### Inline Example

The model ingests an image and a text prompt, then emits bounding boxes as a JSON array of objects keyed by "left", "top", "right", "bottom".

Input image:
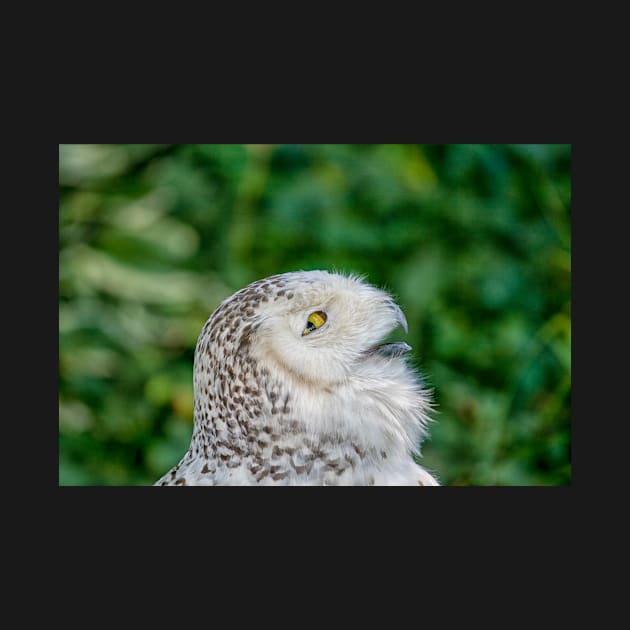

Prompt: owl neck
[{"left": 186, "top": 348, "right": 430, "bottom": 479}]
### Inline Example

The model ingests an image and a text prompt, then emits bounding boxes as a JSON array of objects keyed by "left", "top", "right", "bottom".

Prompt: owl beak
[
  {"left": 369, "top": 341, "right": 412, "bottom": 358},
  {"left": 387, "top": 299, "right": 408, "bottom": 334},
  {"left": 363, "top": 300, "right": 411, "bottom": 359}
]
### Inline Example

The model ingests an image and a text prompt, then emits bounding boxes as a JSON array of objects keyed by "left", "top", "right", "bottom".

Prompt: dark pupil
[{"left": 306, "top": 321, "right": 316, "bottom": 332}]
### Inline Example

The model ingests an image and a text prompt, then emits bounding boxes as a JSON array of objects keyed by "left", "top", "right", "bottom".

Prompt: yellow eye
[{"left": 302, "top": 311, "right": 327, "bottom": 336}]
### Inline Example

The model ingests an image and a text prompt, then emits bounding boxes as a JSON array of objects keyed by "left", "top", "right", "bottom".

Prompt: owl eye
[{"left": 302, "top": 311, "right": 327, "bottom": 336}]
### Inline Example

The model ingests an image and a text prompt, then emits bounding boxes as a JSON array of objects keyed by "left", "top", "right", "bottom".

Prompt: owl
[{"left": 155, "top": 270, "right": 439, "bottom": 486}]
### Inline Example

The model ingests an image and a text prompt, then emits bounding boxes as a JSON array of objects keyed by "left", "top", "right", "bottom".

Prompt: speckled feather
[{"left": 154, "top": 270, "right": 439, "bottom": 486}]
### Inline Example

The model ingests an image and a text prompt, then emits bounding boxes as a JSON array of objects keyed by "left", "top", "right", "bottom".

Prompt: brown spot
[
  {"left": 256, "top": 468, "right": 270, "bottom": 481},
  {"left": 271, "top": 471, "right": 289, "bottom": 481},
  {"left": 262, "top": 426, "right": 273, "bottom": 434},
  {"left": 381, "top": 451, "right": 388, "bottom": 459},
  {"left": 352, "top": 443, "right": 366, "bottom": 458},
  {"left": 293, "top": 462, "right": 313, "bottom": 475},
  {"left": 272, "top": 445, "right": 283, "bottom": 458},
  {"left": 175, "top": 478, "right": 187, "bottom": 485},
  {"left": 201, "top": 463, "right": 210, "bottom": 474}
]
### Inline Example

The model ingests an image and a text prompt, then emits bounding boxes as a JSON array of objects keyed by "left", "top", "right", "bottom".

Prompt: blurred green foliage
[{"left": 59, "top": 144, "right": 571, "bottom": 485}]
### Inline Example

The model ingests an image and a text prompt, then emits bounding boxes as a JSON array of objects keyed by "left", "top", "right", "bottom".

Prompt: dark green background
[{"left": 59, "top": 144, "right": 571, "bottom": 485}]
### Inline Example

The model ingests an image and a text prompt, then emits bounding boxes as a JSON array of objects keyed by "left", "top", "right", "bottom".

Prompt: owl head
[{"left": 203, "top": 270, "right": 411, "bottom": 388}]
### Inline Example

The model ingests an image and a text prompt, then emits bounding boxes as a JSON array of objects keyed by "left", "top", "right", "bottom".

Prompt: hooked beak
[
  {"left": 388, "top": 299, "right": 408, "bottom": 334},
  {"left": 363, "top": 299, "right": 412, "bottom": 359}
]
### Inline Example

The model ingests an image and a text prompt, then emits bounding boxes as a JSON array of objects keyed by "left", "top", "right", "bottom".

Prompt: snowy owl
[{"left": 155, "top": 270, "right": 439, "bottom": 486}]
